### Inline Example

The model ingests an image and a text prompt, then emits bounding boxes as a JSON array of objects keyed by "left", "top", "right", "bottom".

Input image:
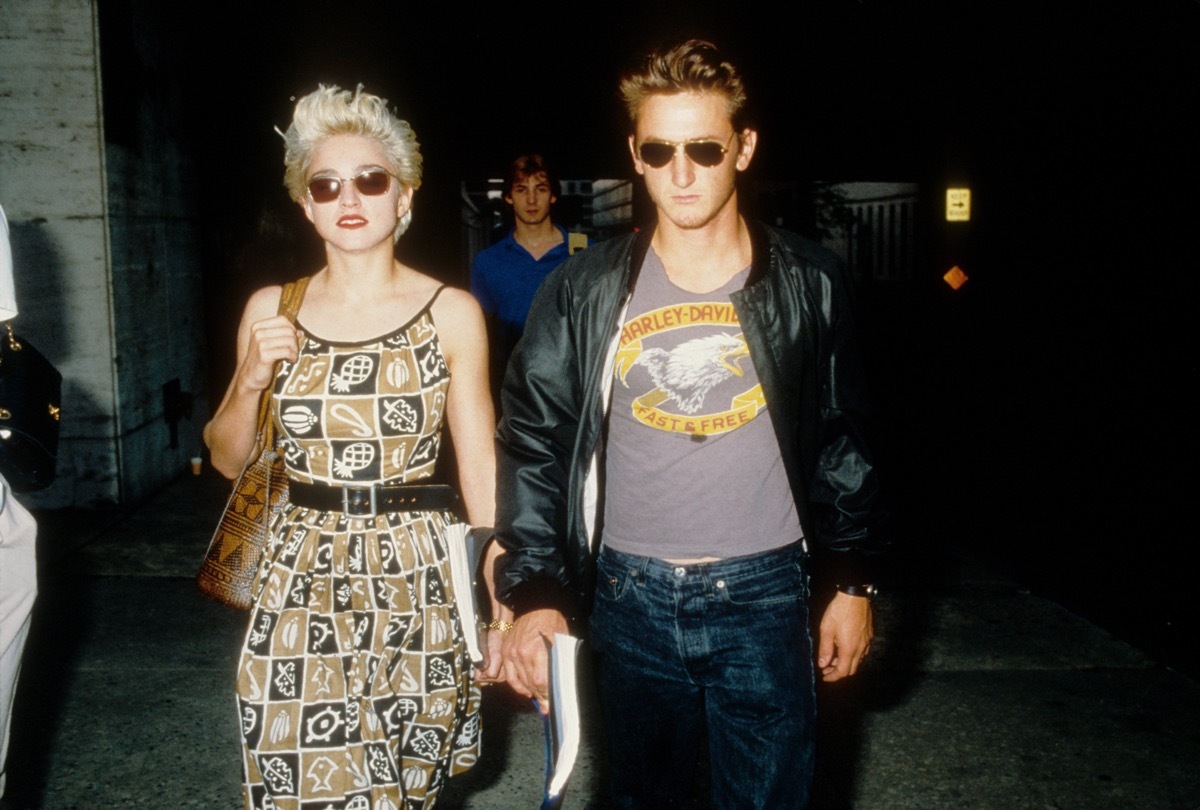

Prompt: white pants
[{"left": 0, "top": 477, "right": 36, "bottom": 798}]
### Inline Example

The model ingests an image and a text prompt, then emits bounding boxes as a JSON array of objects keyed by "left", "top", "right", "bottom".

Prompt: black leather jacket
[{"left": 495, "top": 222, "right": 885, "bottom": 617}]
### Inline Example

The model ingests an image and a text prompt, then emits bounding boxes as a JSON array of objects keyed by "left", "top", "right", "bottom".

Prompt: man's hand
[
  {"left": 817, "top": 591, "right": 874, "bottom": 682},
  {"left": 500, "top": 608, "right": 569, "bottom": 714}
]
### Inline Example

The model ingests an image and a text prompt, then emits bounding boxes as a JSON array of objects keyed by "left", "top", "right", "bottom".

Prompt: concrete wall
[{"left": 0, "top": 0, "right": 207, "bottom": 507}]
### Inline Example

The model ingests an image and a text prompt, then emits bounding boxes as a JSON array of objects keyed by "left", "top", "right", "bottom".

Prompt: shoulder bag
[{"left": 197, "top": 277, "right": 309, "bottom": 609}]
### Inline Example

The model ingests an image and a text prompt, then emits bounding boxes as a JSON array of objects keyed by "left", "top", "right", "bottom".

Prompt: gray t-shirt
[{"left": 602, "top": 249, "right": 802, "bottom": 560}]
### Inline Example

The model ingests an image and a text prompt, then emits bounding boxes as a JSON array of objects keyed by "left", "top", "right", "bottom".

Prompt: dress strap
[
  {"left": 410, "top": 284, "right": 447, "bottom": 327},
  {"left": 424, "top": 284, "right": 447, "bottom": 310}
]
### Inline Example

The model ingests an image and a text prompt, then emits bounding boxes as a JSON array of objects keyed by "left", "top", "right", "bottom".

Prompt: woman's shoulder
[
  {"left": 420, "top": 280, "right": 484, "bottom": 356},
  {"left": 243, "top": 284, "right": 284, "bottom": 322},
  {"left": 429, "top": 283, "right": 480, "bottom": 312},
  {"left": 397, "top": 266, "right": 476, "bottom": 317},
  {"left": 428, "top": 283, "right": 485, "bottom": 335}
]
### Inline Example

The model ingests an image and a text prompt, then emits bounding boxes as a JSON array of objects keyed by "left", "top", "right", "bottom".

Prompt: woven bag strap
[
  {"left": 278, "top": 275, "right": 310, "bottom": 322},
  {"left": 255, "top": 276, "right": 312, "bottom": 446}
]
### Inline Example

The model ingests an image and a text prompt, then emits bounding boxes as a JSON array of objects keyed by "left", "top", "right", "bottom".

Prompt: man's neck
[
  {"left": 513, "top": 219, "right": 563, "bottom": 260},
  {"left": 651, "top": 211, "right": 752, "bottom": 294}
]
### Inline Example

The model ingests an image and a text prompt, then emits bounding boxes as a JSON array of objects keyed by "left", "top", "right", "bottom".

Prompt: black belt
[{"left": 289, "top": 480, "right": 460, "bottom": 518}]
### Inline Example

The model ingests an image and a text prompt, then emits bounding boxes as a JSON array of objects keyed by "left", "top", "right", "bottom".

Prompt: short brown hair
[
  {"left": 505, "top": 154, "right": 560, "bottom": 198},
  {"left": 619, "top": 39, "right": 748, "bottom": 130}
]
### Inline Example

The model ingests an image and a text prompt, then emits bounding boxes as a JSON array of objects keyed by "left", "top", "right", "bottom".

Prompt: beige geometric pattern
[
  {"left": 273, "top": 295, "right": 450, "bottom": 487},
  {"left": 238, "top": 291, "right": 480, "bottom": 809}
]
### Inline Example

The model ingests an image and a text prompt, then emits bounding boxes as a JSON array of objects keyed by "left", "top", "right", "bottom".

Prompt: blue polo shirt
[{"left": 470, "top": 226, "right": 572, "bottom": 332}]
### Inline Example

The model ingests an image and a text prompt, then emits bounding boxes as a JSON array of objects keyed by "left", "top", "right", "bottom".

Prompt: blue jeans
[{"left": 589, "top": 543, "right": 815, "bottom": 809}]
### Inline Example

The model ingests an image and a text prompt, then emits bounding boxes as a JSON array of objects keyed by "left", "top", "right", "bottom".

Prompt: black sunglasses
[
  {"left": 307, "top": 169, "right": 396, "bottom": 203},
  {"left": 638, "top": 132, "right": 737, "bottom": 169}
]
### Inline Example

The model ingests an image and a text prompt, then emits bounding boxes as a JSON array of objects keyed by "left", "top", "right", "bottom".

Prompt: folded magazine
[
  {"left": 442, "top": 523, "right": 492, "bottom": 667},
  {"left": 541, "top": 632, "right": 583, "bottom": 809}
]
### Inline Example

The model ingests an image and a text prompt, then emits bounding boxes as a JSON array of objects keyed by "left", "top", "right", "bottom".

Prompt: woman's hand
[
  {"left": 474, "top": 624, "right": 509, "bottom": 685},
  {"left": 238, "top": 315, "right": 302, "bottom": 394},
  {"left": 474, "top": 539, "right": 511, "bottom": 685},
  {"left": 205, "top": 286, "right": 296, "bottom": 478}
]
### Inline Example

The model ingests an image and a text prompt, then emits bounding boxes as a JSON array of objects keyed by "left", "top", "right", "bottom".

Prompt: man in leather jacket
[{"left": 494, "top": 39, "right": 886, "bottom": 808}]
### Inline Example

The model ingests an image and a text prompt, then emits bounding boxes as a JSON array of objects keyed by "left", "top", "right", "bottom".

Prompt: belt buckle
[{"left": 342, "top": 485, "right": 378, "bottom": 518}]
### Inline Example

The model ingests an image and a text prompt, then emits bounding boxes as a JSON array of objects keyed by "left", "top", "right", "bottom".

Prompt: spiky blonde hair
[{"left": 281, "top": 84, "right": 422, "bottom": 238}]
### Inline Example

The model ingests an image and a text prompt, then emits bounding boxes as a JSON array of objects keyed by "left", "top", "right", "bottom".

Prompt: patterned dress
[{"left": 236, "top": 288, "right": 480, "bottom": 810}]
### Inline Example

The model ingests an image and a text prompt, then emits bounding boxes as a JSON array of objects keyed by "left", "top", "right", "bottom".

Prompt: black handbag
[{"left": 0, "top": 321, "right": 63, "bottom": 491}]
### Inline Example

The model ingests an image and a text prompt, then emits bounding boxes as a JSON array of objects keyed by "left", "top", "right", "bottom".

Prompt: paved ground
[{"left": 3, "top": 471, "right": 1199, "bottom": 808}]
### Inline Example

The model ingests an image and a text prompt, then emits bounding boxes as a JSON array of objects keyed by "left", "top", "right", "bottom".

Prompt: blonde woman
[{"left": 205, "top": 85, "right": 508, "bottom": 809}]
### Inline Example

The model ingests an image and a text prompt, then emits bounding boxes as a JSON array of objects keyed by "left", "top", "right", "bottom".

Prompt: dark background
[{"left": 99, "top": 1, "right": 1197, "bottom": 673}]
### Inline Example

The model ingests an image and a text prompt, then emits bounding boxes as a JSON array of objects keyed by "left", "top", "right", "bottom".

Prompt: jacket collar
[{"left": 746, "top": 220, "right": 773, "bottom": 288}]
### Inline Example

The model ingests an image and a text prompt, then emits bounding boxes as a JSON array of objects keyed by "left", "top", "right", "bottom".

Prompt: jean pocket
[
  {"left": 595, "top": 552, "right": 637, "bottom": 603},
  {"left": 716, "top": 559, "right": 806, "bottom": 608}
]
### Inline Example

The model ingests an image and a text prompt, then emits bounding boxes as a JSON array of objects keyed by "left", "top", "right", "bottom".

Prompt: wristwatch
[{"left": 835, "top": 583, "right": 878, "bottom": 600}]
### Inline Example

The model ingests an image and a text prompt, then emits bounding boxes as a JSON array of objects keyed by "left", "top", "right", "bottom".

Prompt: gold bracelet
[{"left": 486, "top": 619, "right": 515, "bottom": 633}]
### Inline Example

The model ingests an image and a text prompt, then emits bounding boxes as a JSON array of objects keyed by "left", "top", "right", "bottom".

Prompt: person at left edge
[
  {"left": 204, "top": 85, "right": 511, "bottom": 810},
  {"left": 0, "top": 202, "right": 38, "bottom": 802}
]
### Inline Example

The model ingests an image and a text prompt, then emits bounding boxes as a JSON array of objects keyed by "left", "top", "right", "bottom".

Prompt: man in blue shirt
[{"left": 471, "top": 155, "right": 574, "bottom": 399}]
